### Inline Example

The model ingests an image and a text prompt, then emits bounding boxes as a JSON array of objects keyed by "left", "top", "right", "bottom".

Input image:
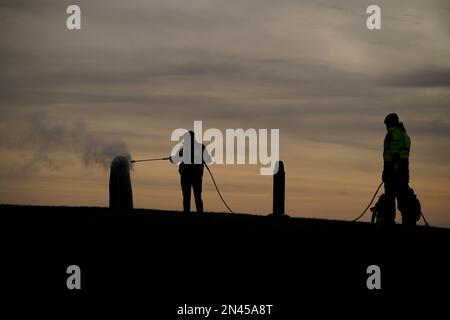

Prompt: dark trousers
[
  {"left": 181, "top": 173, "right": 203, "bottom": 213},
  {"left": 383, "top": 160, "right": 411, "bottom": 224}
]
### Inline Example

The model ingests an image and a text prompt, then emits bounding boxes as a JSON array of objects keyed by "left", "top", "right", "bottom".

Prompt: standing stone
[
  {"left": 273, "top": 161, "right": 285, "bottom": 215},
  {"left": 109, "top": 156, "right": 133, "bottom": 209}
]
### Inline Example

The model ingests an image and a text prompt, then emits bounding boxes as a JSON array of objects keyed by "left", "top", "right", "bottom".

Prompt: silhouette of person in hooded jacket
[
  {"left": 171, "top": 131, "right": 211, "bottom": 213},
  {"left": 382, "top": 113, "right": 420, "bottom": 225}
]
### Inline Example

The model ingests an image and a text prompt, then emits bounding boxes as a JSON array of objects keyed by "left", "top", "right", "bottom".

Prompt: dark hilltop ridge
[{"left": 3, "top": 204, "right": 450, "bottom": 313}]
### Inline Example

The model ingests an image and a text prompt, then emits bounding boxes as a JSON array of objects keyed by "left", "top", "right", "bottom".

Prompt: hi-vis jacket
[{"left": 383, "top": 125, "right": 411, "bottom": 164}]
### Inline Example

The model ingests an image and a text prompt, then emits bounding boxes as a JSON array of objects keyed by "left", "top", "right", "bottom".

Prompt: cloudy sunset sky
[{"left": 1, "top": 0, "right": 449, "bottom": 226}]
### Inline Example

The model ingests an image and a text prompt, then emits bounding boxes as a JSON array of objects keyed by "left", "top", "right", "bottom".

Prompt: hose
[
  {"left": 205, "top": 164, "right": 234, "bottom": 214},
  {"left": 132, "top": 156, "right": 234, "bottom": 214},
  {"left": 421, "top": 212, "right": 430, "bottom": 227},
  {"left": 353, "top": 181, "right": 430, "bottom": 226},
  {"left": 353, "top": 181, "right": 384, "bottom": 222}
]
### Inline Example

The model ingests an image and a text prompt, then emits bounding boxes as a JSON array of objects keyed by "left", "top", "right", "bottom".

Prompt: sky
[{"left": 0, "top": 0, "right": 449, "bottom": 227}]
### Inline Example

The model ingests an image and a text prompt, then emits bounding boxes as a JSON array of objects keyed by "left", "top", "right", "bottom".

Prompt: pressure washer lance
[
  {"left": 131, "top": 157, "right": 170, "bottom": 163},
  {"left": 130, "top": 157, "right": 235, "bottom": 214},
  {"left": 353, "top": 181, "right": 429, "bottom": 226}
]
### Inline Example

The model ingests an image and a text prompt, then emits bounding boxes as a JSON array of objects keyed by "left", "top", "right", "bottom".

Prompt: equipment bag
[{"left": 400, "top": 187, "right": 422, "bottom": 222}]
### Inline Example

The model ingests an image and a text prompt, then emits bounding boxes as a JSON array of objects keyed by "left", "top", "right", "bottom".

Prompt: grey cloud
[
  {"left": 0, "top": 0, "right": 60, "bottom": 13},
  {"left": 383, "top": 69, "right": 450, "bottom": 87},
  {"left": 410, "top": 120, "right": 450, "bottom": 136},
  {"left": 0, "top": 59, "right": 244, "bottom": 88},
  {"left": 0, "top": 90, "right": 151, "bottom": 106}
]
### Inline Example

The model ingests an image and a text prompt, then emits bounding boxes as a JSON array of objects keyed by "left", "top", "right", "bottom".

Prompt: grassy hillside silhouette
[{"left": 3, "top": 204, "right": 449, "bottom": 315}]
